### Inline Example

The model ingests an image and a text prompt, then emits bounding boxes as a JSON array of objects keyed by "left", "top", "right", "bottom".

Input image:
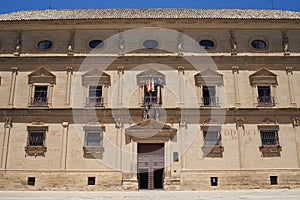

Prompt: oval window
[
  {"left": 38, "top": 40, "right": 53, "bottom": 50},
  {"left": 89, "top": 40, "right": 104, "bottom": 49},
  {"left": 251, "top": 40, "right": 267, "bottom": 49},
  {"left": 199, "top": 40, "right": 215, "bottom": 49},
  {"left": 143, "top": 40, "right": 159, "bottom": 49}
]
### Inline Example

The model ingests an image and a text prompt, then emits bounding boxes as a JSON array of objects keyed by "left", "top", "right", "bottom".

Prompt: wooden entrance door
[{"left": 138, "top": 143, "right": 164, "bottom": 190}]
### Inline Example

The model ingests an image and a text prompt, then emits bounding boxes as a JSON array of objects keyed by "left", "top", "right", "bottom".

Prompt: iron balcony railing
[
  {"left": 144, "top": 96, "right": 161, "bottom": 106},
  {"left": 30, "top": 97, "right": 48, "bottom": 106},
  {"left": 257, "top": 96, "right": 275, "bottom": 107},
  {"left": 86, "top": 96, "right": 104, "bottom": 107},
  {"left": 202, "top": 96, "right": 219, "bottom": 107}
]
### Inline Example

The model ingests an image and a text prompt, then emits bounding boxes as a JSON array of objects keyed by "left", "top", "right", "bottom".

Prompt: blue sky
[{"left": 0, "top": 0, "right": 300, "bottom": 14}]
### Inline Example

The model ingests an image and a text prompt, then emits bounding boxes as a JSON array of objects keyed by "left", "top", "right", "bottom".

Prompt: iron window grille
[
  {"left": 260, "top": 130, "right": 279, "bottom": 146},
  {"left": 27, "top": 130, "right": 46, "bottom": 146},
  {"left": 203, "top": 131, "right": 221, "bottom": 146},
  {"left": 85, "top": 131, "right": 103, "bottom": 147}
]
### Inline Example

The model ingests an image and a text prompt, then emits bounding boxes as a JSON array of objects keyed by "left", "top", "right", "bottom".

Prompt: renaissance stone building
[{"left": 0, "top": 9, "right": 300, "bottom": 191}]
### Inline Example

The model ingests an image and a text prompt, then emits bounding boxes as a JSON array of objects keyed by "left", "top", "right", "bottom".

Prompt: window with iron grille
[
  {"left": 28, "top": 130, "right": 45, "bottom": 146},
  {"left": 85, "top": 131, "right": 103, "bottom": 147},
  {"left": 203, "top": 131, "right": 221, "bottom": 146},
  {"left": 260, "top": 130, "right": 279, "bottom": 146}
]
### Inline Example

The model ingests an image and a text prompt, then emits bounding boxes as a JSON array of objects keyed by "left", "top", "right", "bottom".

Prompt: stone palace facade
[{"left": 0, "top": 9, "right": 300, "bottom": 190}]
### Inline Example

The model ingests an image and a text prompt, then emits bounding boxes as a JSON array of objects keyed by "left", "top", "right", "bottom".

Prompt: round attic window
[
  {"left": 143, "top": 40, "right": 159, "bottom": 49},
  {"left": 199, "top": 40, "right": 215, "bottom": 49},
  {"left": 38, "top": 40, "right": 53, "bottom": 50},
  {"left": 89, "top": 40, "right": 104, "bottom": 49},
  {"left": 251, "top": 40, "right": 267, "bottom": 50}
]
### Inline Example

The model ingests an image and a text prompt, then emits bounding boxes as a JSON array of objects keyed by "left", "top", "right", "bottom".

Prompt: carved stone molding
[
  {"left": 249, "top": 68, "right": 278, "bottom": 86},
  {"left": 292, "top": 117, "right": 299, "bottom": 128},
  {"left": 83, "top": 146, "right": 104, "bottom": 159},
  {"left": 117, "top": 66, "right": 125, "bottom": 74},
  {"left": 286, "top": 67, "right": 293, "bottom": 74},
  {"left": 178, "top": 66, "right": 185, "bottom": 74},
  {"left": 82, "top": 69, "right": 111, "bottom": 86},
  {"left": 28, "top": 67, "right": 56, "bottom": 84},
  {"left": 4, "top": 118, "right": 13, "bottom": 128},
  {"left": 66, "top": 67, "right": 73, "bottom": 74},
  {"left": 25, "top": 146, "right": 47, "bottom": 157},
  {"left": 194, "top": 68, "right": 223, "bottom": 87},
  {"left": 232, "top": 66, "right": 239, "bottom": 74},
  {"left": 230, "top": 30, "right": 237, "bottom": 55},
  {"left": 62, "top": 121, "right": 69, "bottom": 128},
  {"left": 235, "top": 117, "right": 244, "bottom": 129},
  {"left": 11, "top": 67, "right": 18, "bottom": 75}
]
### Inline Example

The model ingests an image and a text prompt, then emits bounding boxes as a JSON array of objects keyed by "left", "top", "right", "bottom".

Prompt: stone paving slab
[{"left": 0, "top": 189, "right": 300, "bottom": 200}]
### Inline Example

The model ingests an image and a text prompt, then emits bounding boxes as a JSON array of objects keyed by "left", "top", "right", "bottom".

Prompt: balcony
[
  {"left": 257, "top": 96, "right": 275, "bottom": 107},
  {"left": 144, "top": 96, "right": 161, "bottom": 106},
  {"left": 86, "top": 96, "right": 104, "bottom": 107},
  {"left": 201, "top": 96, "right": 219, "bottom": 107},
  {"left": 30, "top": 97, "right": 48, "bottom": 107}
]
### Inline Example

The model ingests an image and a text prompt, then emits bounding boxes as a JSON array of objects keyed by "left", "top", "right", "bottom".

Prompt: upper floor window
[
  {"left": 89, "top": 40, "right": 104, "bottom": 49},
  {"left": 251, "top": 40, "right": 267, "bottom": 50},
  {"left": 249, "top": 68, "right": 277, "bottom": 107},
  {"left": 257, "top": 86, "right": 274, "bottom": 107},
  {"left": 82, "top": 69, "right": 111, "bottom": 107},
  {"left": 38, "top": 40, "right": 53, "bottom": 50},
  {"left": 87, "top": 85, "right": 103, "bottom": 107},
  {"left": 137, "top": 69, "right": 166, "bottom": 106},
  {"left": 143, "top": 40, "right": 159, "bottom": 49},
  {"left": 32, "top": 86, "right": 48, "bottom": 106},
  {"left": 199, "top": 40, "right": 215, "bottom": 50},
  {"left": 202, "top": 86, "right": 218, "bottom": 107},
  {"left": 194, "top": 68, "right": 223, "bottom": 107},
  {"left": 28, "top": 67, "right": 56, "bottom": 108}
]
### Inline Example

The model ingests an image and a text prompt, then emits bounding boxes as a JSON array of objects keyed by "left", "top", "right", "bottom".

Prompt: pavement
[{"left": 0, "top": 189, "right": 300, "bottom": 200}]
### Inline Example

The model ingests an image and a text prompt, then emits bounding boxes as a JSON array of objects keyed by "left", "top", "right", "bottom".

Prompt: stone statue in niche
[
  {"left": 68, "top": 30, "right": 75, "bottom": 55},
  {"left": 177, "top": 32, "right": 183, "bottom": 56},
  {"left": 230, "top": 30, "right": 237, "bottom": 55},
  {"left": 282, "top": 31, "right": 290, "bottom": 56},
  {"left": 119, "top": 32, "right": 124, "bottom": 56},
  {"left": 14, "top": 31, "right": 22, "bottom": 56}
]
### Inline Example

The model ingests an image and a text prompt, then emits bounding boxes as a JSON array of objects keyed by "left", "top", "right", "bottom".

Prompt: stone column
[
  {"left": 27, "top": 84, "right": 33, "bottom": 106},
  {"left": 131, "top": 141, "right": 137, "bottom": 179},
  {"left": 157, "top": 86, "right": 161, "bottom": 104},
  {"left": 178, "top": 67, "right": 185, "bottom": 106},
  {"left": 286, "top": 67, "right": 297, "bottom": 107},
  {"left": 139, "top": 86, "right": 144, "bottom": 106},
  {"left": 235, "top": 118, "right": 244, "bottom": 169},
  {"left": 64, "top": 67, "right": 73, "bottom": 107},
  {"left": 60, "top": 122, "right": 69, "bottom": 170},
  {"left": 103, "top": 86, "right": 108, "bottom": 107},
  {"left": 180, "top": 120, "right": 187, "bottom": 169},
  {"left": 47, "top": 84, "right": 54, "bottom": 107},
  {"left": 252, "top": 86, "right": 258, "bottom": 107},
  {"left": 165, "top": 140, "right": 172, "bottom": 178},
  {"left": 232, "top": 66, "right": 241, "bottom": 107},
  {"left": 117, "top": 67, "right": 124, "bottom": 106},
  {"left": 272, "top": 85, "right": 278, "bottom": 106},
  {"left": 1, "top": 118, "right": 12, "bottom": 169},
  {"left": 8, "top": 67, "right": 18, "bottom": 107},
  {"left": 115, "top": 119, "right": 123, "bottom": 170}
]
